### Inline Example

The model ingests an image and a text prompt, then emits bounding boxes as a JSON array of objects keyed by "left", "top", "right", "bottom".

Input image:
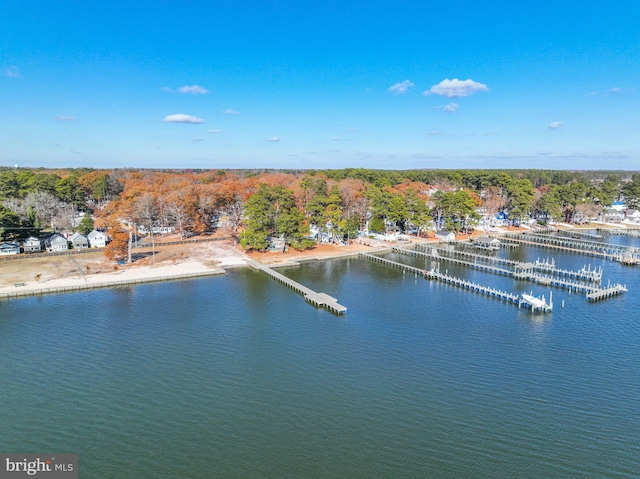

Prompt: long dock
[
  {"left": 359, "top": 253, "right": 551, "bottom": 312},
  {"left": 598, "top": 228, "right": 640, "bottom": 238},
  {"left": 401, "top": 246, "right": 603, "bottom": 288},
  {"left": 501, "top": 232, "right": 640, "bottom": 264},
  {"left": 395, "top": 246, "right": 628, "bottom": 301},
  {"left": 414, "top": 244, "right": 601, "bottom": 282},
  {"left": 246, "top": 260, "right": 347, "bottom": 315}
]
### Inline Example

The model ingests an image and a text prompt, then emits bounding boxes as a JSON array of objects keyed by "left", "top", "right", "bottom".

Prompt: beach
[{"left": 0, "top": 237, "right": 379, "bottom": 299}]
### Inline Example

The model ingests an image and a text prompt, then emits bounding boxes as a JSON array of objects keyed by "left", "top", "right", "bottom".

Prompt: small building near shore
[
  {"left": 23, "top": 236, "right": 43, "bottom": 253},
  {"left": 70, "top": 232, "right": 89, "bottom": 249},
  {"left": 435, "top": 230, "right": 456, "bottom": 242},
  {"left": 473, "top": 236, "right": 501, "bottom": 250},
  {"left": 88, "top": 229, "right": 108, "bottom": 248},
  {"left": 0, "top": 242, "right": 21, "bottom": 255},
  {"left": 46, "top": 233, "right": 69, "bottom": 252}
]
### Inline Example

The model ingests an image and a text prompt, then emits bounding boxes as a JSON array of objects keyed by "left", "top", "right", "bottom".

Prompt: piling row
[
  {"left": 533, "top": 258, "right": 602, "bottom": 283},
  {"left": 586, "top": 284, "right": 628, "bottom": 301},
  {"left": 429, "top": 270, "right": 520, "bottom": 304},
  {"left": 501, "top": 232, "right": 640, "bottom": 263},
  {"left": 518, "top": 232, "right": 639, "bottom": 259},
  {"left": 406, "top": 246, "right": 603, "bottom": 285},
  {"left": 555, "top": 229, "right": 603, "bottom": 239},
  {"left": 360, "top": 252, "right": 549, "bottom": 312},
  {"left": 598, "top": 228, "right": 640, "bottom": 238}
]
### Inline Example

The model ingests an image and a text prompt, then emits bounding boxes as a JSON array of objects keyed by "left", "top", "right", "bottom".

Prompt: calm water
[{"left": 1, "top": 238, "right": 639, "bottom": 478}]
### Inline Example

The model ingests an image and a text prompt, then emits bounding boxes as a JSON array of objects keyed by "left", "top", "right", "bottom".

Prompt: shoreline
[{"left": 0, "top": 241, "right": 392, "bottom": 301}]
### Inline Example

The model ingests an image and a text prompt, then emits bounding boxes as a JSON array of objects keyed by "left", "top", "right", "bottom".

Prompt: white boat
[{"left": 520, "top": 291, "right": 553, "bottom": 312}]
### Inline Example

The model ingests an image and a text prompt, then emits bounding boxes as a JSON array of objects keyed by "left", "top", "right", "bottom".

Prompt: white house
[
  {"left": 622, "top": 209, "right": 640, "bottom": 224},
  {"left": 603, "top": 208, "right": 625, "bottom": 223},
  {"left": 46, "top": 233, "right": 69, "bottom": 252},
  {"left": 88, "top": 229, "right": 108, "bottom": 248},
  {"left": 23, "top": 236, "right": 43, "bottom": 253},
  {"left": 435, "top": 230, "right": 456, "bottom": 242}
]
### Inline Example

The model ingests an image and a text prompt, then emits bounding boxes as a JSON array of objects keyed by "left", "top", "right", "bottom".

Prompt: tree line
[{"left": 2, "top": 167, "right": 640, "bottom": 259}]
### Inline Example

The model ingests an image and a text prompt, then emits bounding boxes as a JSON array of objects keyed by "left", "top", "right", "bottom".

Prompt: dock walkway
[
  {"left": 359, "top": 252, "right": 550, "bottom": 312},
  {"left": 502, "top": 232, "right": 640, "bottom": 264},
  {"left": 399, "top": 246, "right": 603, "bottom": 290},
  {"left": 246, "top": 259, "right": 347, "bottom": 314}
]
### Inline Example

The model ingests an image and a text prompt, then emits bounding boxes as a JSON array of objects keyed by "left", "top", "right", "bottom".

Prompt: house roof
[
  {"left": 49, "top": 233, "right": 67, "bottom": 243},
  {"left": 70, "top": 232, "right": 88, "bottom": 241},
  {"left": 474, "top": 236, "right": 500, "bottom": 244}
]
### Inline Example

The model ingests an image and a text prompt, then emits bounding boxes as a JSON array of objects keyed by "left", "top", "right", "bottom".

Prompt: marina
[
  {"left": 396, "top": 245, "right": 611, "bottom": 296},
  {"left": 359, "top": 252, "right": 552, "bottom": 312}
]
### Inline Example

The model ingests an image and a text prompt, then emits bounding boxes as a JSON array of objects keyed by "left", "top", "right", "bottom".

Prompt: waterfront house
[
  {"left": 473, "top": 236, "right": 501, "bottom": 250},
  {"left": 46, "top": 233, "right": 69, "bottom": 252},
  {"left": 88, "top": 229, "right": 108, "bottom": 248},
  {"left": 23, "top": 236, "right": 43, "bottom": 253},
  {"left": 70, "top": 232, "right": 89, "bottom": 249},
  {"left": 435, "top": 230, "right": 456, "bottom": 242},
  {"left": 625, "top": 209, "right": 640, "bottom": 223},
  {"left": 0, "top": 242, "right": 21, "bottom": 255},
  {"left": 603, "top": 208, "right": 625, "bottom": 223}
]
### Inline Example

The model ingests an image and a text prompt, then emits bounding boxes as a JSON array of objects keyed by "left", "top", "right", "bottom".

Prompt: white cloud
[
  {"left": 548, "top": 121, "right": 562, "bottom": 129},
  {"left": 178, "top": 84, "right": 209, "bottom": 94},
  {"left": 266, "top": 137, "right": 280, "bottom": 142},
  {"left": 387, "top": 80, "right": 414, "bottom": 95},
  {"left": 161, "top": 86, "right": 172, "bottom": 93},
  {"left": 224, "top": 109, "right": 240, "bottom": 115},
  {"left": 441, "top": 103, "right": 459, "bottom": 113},
  {"left": 6, "top": 66, "right": 20, "bottom": 78},
  {"left": 610, "top": 87, "right": 622, "bottom": 93},
  {"left": 208, "top": 129, "right": 223, "bottom": 134},
  {"left": 164, "top": 113, "right": 205, "bottom": 124},
  {"left": 54, "top": 116, "right": 77, "bottom": 121},
  {"left": 192, "top": 137, "right": 204, "bottom": 142},
  {"left": 424, "top": 78, "right": 489, "bottom": 98}
]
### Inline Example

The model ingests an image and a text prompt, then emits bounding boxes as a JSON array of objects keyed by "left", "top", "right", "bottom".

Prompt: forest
[{"left": 2, "top": 167, "right": 640, "bottom": 259}]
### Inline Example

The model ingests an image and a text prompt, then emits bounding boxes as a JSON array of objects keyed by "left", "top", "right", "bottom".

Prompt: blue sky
[{"left": 2, "top": 0, "right": 639, "bottom": 170}]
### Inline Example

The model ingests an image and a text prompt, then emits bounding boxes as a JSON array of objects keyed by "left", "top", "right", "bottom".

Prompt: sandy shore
[
  {"left": 0, "top": 240, "right": 248, "bottom": 299},
  {"left": 0, "top": 238, "right": 389, "bottom": 299}
]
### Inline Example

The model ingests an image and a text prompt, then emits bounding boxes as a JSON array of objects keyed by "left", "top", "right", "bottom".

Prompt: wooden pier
[
  {"left": 598, "top": 227, "right": 640, "bottom": 238},
  {"left": 586, "top": 284, "right": 628, "bottom": 301},
  {"left": 403, "top": 246, "right": 603, "bottom": 288},
  {"left": 359, "top": 253, "right": 551, "bottom": 312},
  {"left": 555, "top": 228, "right": 603, "bottom": 240},
  {"left": 502, "top": 232, "right": 640, "bottom": 264},
  {"left": 247, "top": 260, "right": 347, "bottom": 315}
]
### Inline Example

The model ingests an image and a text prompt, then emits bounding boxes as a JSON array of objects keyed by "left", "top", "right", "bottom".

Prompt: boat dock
[
  {"left": 533, "top": 258, "right": 602, "bottom": 282},
  {"left": 359, "top": 253, "right": 551, "bottom": 312},
  {"left": 586, "top": 283, "right": 628, "bottom": 301},
  {"left": 414, "top": 244, "right": 600, "bottom": 281},
  {"left": 598, "top": 228, "right": 640, "bottom": 238},
  {"left": 502, "top": 232, "right": 640, "bottom": 264},
  {"left": 399, "top": 246, "right": 604, "bottom": 288},
  {"left": 247, "top": 260, "right": 347, "bottom": 315},
  {"left": 555, "top": 229, "right": 603, "bottom": 240}
]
